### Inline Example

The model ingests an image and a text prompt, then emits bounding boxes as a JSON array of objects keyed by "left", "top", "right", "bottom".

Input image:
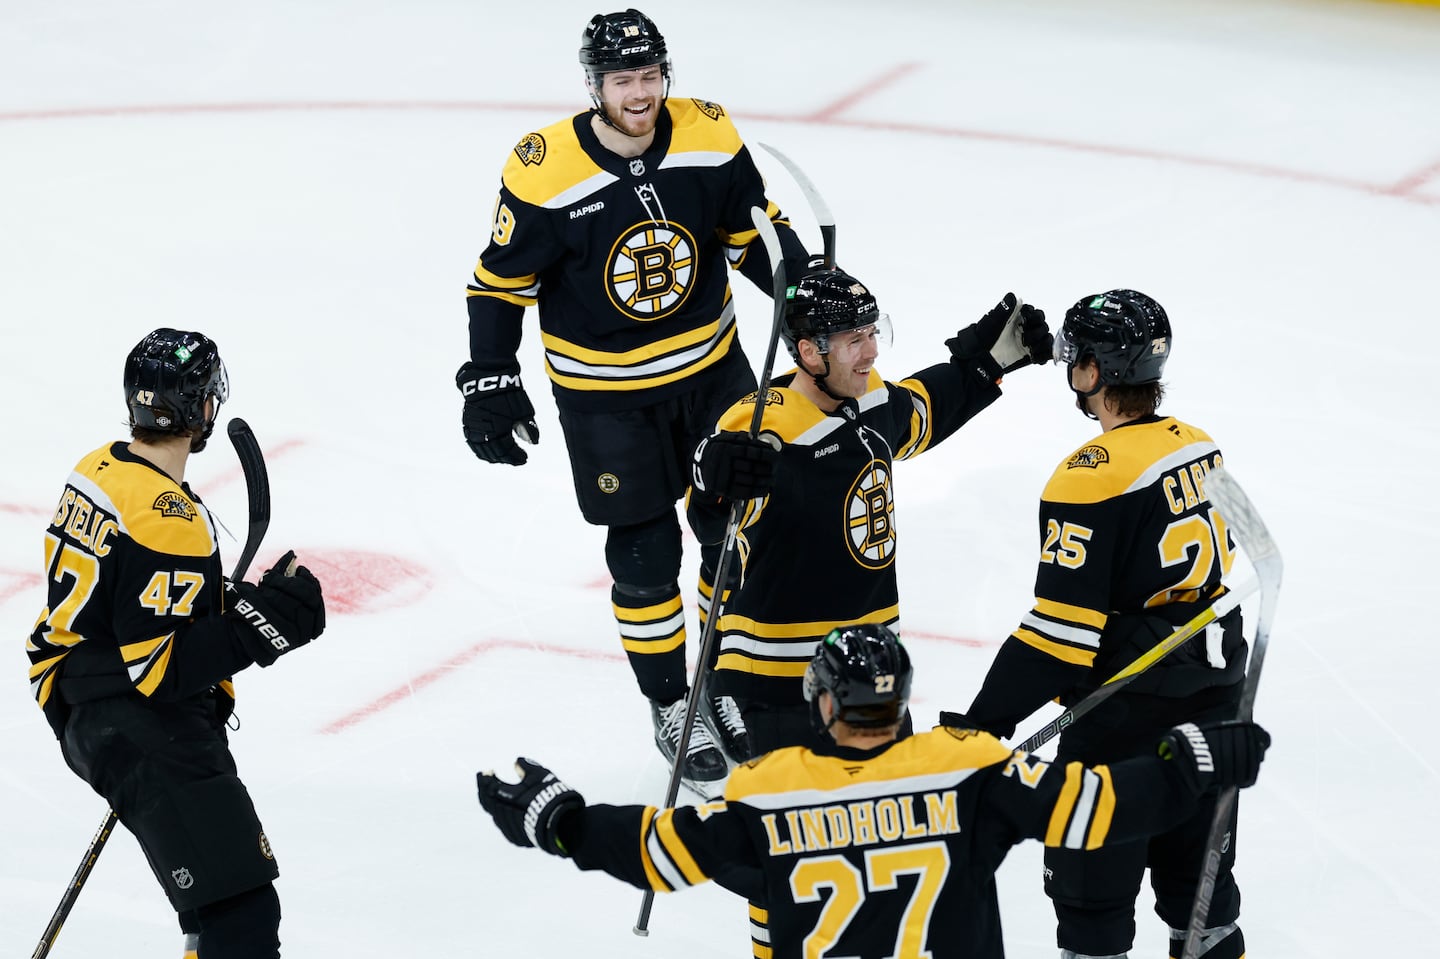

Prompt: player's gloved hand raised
[
  {"left": 1159, "top": 720, "right": 1271, "bottom": 795},
  {"left": 693, "top": 431, "right": 782, "bottom": 501},
  {"left": 946, "top": 294, "right": 1054, "bottom": 375},
  {"left": 456, "top": 361, "right": 540, "bottom": 466},
  {"left": 477, "top": 758, "right": 585, "bottom": 857},
  {"left": 227, "top": 550, "right": 326, "bottom": 667}
]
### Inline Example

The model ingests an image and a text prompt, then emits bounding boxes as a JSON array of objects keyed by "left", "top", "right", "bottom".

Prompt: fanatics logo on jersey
[
  {"left": 514, "top": 132, "right": 546, "bottom": 166},
  {"left": 597, "top": 472, "right": 620, "bottom": 494},
  {"left": 1066, "top": 446, "right": 1110, "bottom": 470},
  {"left": 171, "top": 867, "right": 194, "bottom": 890},
  {"left": 692, "top": 99, "right": 725, "bottom": 121},
  {"left": 152, "top": 490, "right": 197, "bottom": 520}
]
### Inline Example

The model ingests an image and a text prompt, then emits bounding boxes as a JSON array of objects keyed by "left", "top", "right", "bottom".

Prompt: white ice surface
[{"left": 2, "top": 0, "right": 1438, "bottom": 955}]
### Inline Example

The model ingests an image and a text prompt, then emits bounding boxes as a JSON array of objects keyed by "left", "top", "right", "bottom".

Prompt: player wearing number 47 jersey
[
  {"left": 477, "top": 624, "right": 1270, "bottom": 959},
  {"left": 948, "top": 291, "right": 1255, "bottom": 959},
  {"left": 455, "top": 8, "right": 813, "bottom": 793},
  {"left": 27, "top": 329, "right": 327, "bottom": 959}
]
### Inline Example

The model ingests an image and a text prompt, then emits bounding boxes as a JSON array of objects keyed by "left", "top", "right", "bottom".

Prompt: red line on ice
[
  {"left": 3, "top": 65, "right": 1436, "bottom": 207},
  {"left": 319, "top": 638, "right": 626, "bottom": 735}
]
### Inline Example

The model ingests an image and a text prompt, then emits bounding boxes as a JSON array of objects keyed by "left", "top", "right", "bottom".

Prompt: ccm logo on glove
[{"left": 459, "top": 371, "right": 522, "bottom": 394}]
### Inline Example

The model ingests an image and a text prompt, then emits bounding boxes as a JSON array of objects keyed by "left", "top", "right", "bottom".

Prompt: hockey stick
[
  {"left": 1013, "top": 577, "right": 1260, "bottom": 755},
  {"left": 633, "top": 207, "right": 788, "bottom": 937},
  {"left": 1180, "top": 468, "right": 1281, "bottom": 959},
  {"left": 759, "top": 143, "right": 836, "bottom": 269},
  {"left": 32, "top": 418, "right": 271, "bottom": 959}
]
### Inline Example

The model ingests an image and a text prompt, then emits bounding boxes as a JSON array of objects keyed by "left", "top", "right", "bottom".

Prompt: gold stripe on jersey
[
  {"left": 121, "top": 633, "right": 176, "bottom": 697},
  {"left": 28, "top": 652, "right": 66, "bottom": 707},
  {"left": 614, "top": 591, "right": 686, "bottom": 656},
  {"left": 467, "top": 261, "right": 540, "bottom": 307},
  {"left": 715, "top": 605, "right": 900, "bottom": 678},
  {"left": 750, "top": 902, "right": 772, "bottom": 959},
  {"left": 639, "top": 807, "right": 709, "bottom": 892},
  {"left": 541, "top": 291, "right": 731, "bottom": 365},
  {"left": 1043, "top": 762, "right": 1117, "bottom": 850},
  {"left": 545, "top": 321, "right": 739, "bottom": 393},
  {"left": 892, "top": 375, "right": 935, "bottom": 459},
  {"left": 1011, "top": 626, "right": 1098, "bottom": 667},
  {"left": 1043, "top": 420, "right": 1219, "bottom": 506}
]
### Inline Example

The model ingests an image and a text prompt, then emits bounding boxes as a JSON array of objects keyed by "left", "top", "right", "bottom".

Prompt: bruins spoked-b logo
[
  {"left": 597, "top": 472, "right": 620, "bottom": 494},
  {"left": 513, "top": 132, "right": 546, "bottom": 167},
  {"left": 844, "top": 459, "right": 896, "bottom": 570},
  {"left": 606, "top": 221, "right": 697, "bottom": 321},
  {"left": 152, "top": 490, "right": 197, "bottom": 520}
]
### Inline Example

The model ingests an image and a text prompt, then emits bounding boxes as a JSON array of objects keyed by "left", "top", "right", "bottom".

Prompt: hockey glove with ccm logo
[
  {"left": 477, "top": 758, "right": 585, "bottom": 857},
  {"left": 456, "top": 361, "right": 540, "bottom": 466},
  {"left": 1158, "top": 720, "right": 1271, "bottom": 795},
  {"left": 227, "top": 550, "right": 327, "bottom": 667},
  {"left": 693, "top": 431, "right": 782, "bottom": 501},
  {"left": 946, "top": 294, "right": 1054, "bottom": 376}
]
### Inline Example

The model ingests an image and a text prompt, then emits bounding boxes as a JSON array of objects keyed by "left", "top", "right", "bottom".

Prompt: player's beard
[{"left": 605, "top": 96, "right": 660, "bottom": 138}]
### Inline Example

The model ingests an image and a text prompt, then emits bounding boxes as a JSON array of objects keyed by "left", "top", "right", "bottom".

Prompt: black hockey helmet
[
  {"left": 781, "top": 268, "right": 892, "bottom": 363},
  {"left": 803, "top": 623, "right": 913, "bottom": 733},
  {"left": 579, "top": 9, "right": 671, "bottom": 87},
  {"left": 124, "top": 328, "right": 228, "bottom": 443},
  {"left": 1055, "top": 289, "right": 1172, "bottom": 386}
]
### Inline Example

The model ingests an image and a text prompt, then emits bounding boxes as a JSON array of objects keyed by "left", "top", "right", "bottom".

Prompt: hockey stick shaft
[
  {"left": 1014, "top": 578, "right": 1258, "bottom": 755},
  {"left": 1181, "top": 468, "right": 1281, "bottom": 959},
  {"left": 33, "top": 419, "right": 271, "bottom": 959},
  {"left": 759, "top": 143, "right": 836, "bottom": 269},
  {"left": 634, "top": 207, "right": 788, "bottom": 936}
]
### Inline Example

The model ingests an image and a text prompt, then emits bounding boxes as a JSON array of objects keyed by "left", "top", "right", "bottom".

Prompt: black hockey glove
[
  {"left": 456, "top": 361, "right": 540, "bottom": 466},
  {"left": 693, "top": 431, "right": 781, "bottom": 501},
  {"left": 936, "top": 710, "right": 1007, "bottom": 738},
  {"left": 1159, "top": 720, "right": 1271, "bottom": 795},
  {"left": 946, "top": 294, "right": 1054, "bottom": 374},
  {"left": 227, "top": 550, "right": 326, "bottom": 667},
  {"left": 477, "top": 758, "right": 585, "bottom": 857}
]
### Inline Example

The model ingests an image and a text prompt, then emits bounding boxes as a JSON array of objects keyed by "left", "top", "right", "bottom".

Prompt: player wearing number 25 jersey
[{"left": 956, "top": 291, "right": 1255, "bottom": 959}]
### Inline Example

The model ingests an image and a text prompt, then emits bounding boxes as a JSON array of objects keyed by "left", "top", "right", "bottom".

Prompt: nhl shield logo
[
  {"left": 629, "top": 158, "right": 645, "bottom": 176},
  {"left": 513, "top": 132, "right": 546, "bottom": 167},
  {"left": 172, "top": 867, "right": 195, "bottom": 890}
]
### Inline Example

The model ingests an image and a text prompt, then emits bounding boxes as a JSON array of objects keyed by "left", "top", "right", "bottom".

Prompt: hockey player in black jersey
[
  {"left": 454, "top": 8, "right": 813, "bottom": 793},
  {"left": 686, "top": 268, "right": 1053, "bottom": 757},
  {"left": 947, "top": 291, "right": 1255, "bottom": 959},
  {"left": 28, "top": 329, "right": 327, "bottom": 958},
  {"left": 477, "top": 623, "right": 1270, "bottom": 959}
]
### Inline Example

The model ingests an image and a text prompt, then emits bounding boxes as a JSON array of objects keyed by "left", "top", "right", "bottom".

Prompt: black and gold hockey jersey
[
  {"left": 465, "top": 98, "right": 808, "bottom": 411},
  {"left": 561, "top": 725, "right": 1201, "bottom": 959},
  {"left": 27, "top": 443, "right": 253, "bottom": 737},
  {"left": 688, "top": 362, "right": 1002, "bottom": 705},
  {"left": 968, "top": 415, "right": 1246, "bottom": 739}
]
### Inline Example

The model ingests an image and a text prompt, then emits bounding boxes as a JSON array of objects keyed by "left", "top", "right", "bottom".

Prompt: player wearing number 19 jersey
[
  {"left": 957, "top": 291, "right": 1254, "bottom": 959},
  {"left": 455, "top": 9, "right": 812, "bottom": 790}
]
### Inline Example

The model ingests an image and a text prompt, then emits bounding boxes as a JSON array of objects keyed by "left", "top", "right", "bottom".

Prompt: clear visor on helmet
[
  {"left": 1053, "top": 325, "right": 1083, "bottom": 366},
  {"left": 813, "top": 313, "right": 893, "bottom": 362},
  {"left": 208, "top": 358, "right": 231, "bottom": 408}
]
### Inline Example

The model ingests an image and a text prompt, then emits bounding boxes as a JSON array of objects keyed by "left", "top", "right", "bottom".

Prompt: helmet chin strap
[{"left": 803, "top": 350, "right": 848, "bottom": 404}]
